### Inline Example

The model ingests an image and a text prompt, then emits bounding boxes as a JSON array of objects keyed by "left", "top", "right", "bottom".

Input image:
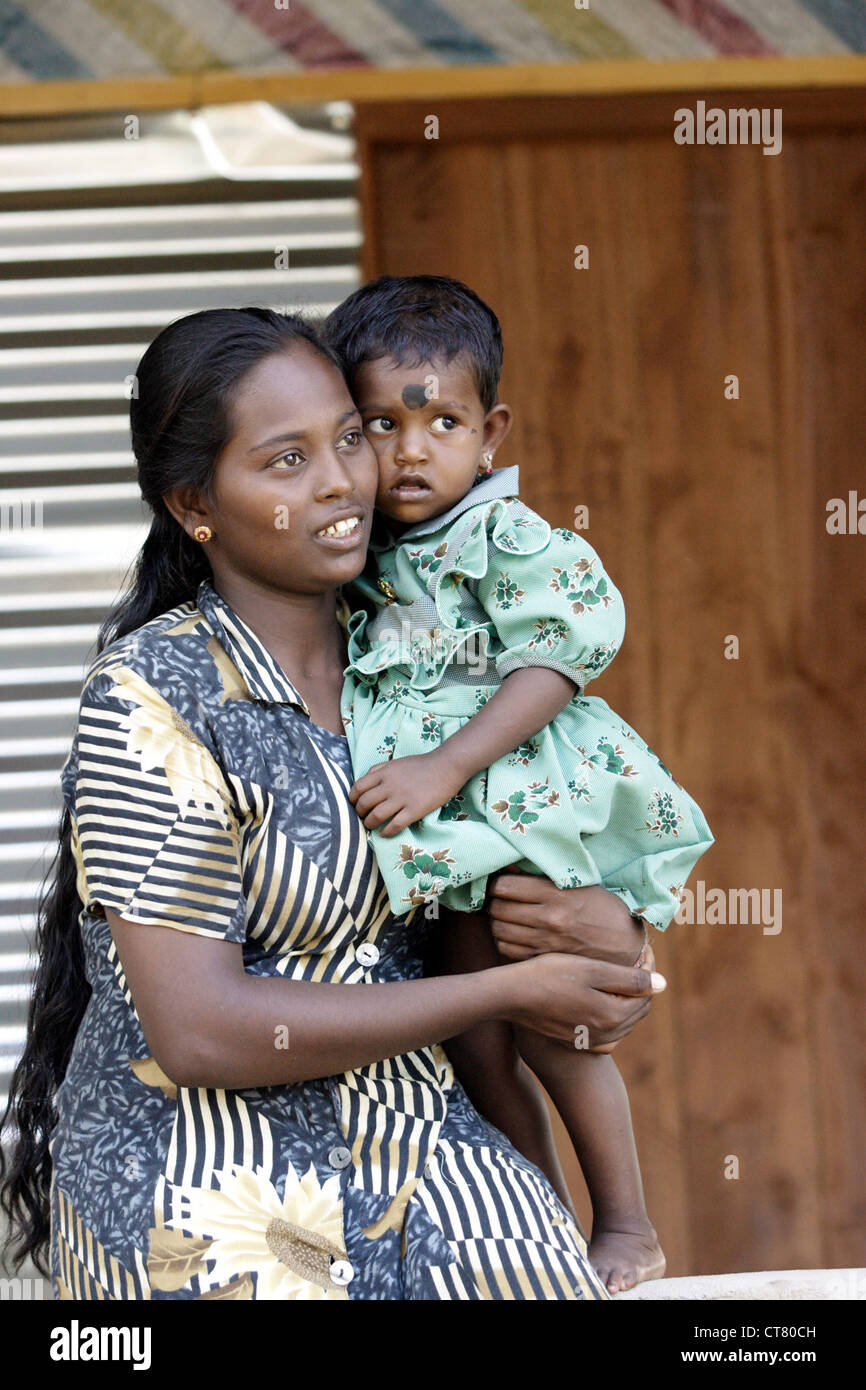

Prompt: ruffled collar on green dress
[{"left": 369, "top": 465, "right": 521, "bottom": 552}]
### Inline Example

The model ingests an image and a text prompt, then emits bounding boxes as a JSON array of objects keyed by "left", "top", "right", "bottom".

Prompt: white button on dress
[
  {"left": 355, "top": 942, "right": 380, "bottom": 968},
  {"left": 330, "top": 1259, "right": 355, "bottom": 1286}
]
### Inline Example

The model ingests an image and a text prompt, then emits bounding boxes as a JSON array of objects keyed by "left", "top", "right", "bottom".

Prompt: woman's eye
[
  {"left": 430, "top": 415, "right": 459, "bottom": 434},
  {"left": 364, "top": 417, "right": 395, "bottom": 435},
  {"left": 338, "top": 429, "right": 363, "bottom": 449},
  {"left": 271, "top": 451, "right": 302, "bottom": 469}
]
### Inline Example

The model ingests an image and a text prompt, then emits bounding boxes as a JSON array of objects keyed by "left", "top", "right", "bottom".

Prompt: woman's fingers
[
  {"left": 579, "top": 965, "right": 663, "bottom": 1042},
  {"left": 567, "top": 961, "right": 663, "bottom": 1044},
  {"left": 592, "top": 996, "right": 653, "bottom": 1045},
  {"left": 488, "top": 897, "right": 553, "bottom": 932},
  {"left": 488, "top": 870, "right": 551, "bottom": 904},
  {"left": 568, "top": 989, "right": 652, "bottom": 1048},
  {"left": 510, "top": 953, "right": 663, "bottom": 1047},
  {"left": 557, "top": 1000, "right": 651, "bottom": 1050},
  {"left": 488, "top": 882, "right": 647, "bottom": 968},
  {"left": 587, "top": 960, "right": 664, "bottom": 998},
  {"left": 491, "top": 909, "right": 649, "bottom": 969},
  {"left": 490, "top": 919, "right": 562, "bottom": 960},
  {"left": 493, "top": 940, "right": 535, "bottom": 961},
  {"left": 489, "top": 916, "right": 549, "bottom": 948}
]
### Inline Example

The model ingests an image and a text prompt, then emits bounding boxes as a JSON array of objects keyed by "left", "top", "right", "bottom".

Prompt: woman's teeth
[{"left": 316, "top": 516, "right": 360, "bottom": 538}]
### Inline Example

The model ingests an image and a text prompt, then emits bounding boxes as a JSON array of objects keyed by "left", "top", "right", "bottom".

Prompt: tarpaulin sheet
[{"left": 0, "top": 0, "right": 861, "bottom": 84}]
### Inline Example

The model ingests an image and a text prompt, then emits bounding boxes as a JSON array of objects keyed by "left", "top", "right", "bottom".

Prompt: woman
[{"left": 0, "top": 308, "right": 660, "bottom": 1300}]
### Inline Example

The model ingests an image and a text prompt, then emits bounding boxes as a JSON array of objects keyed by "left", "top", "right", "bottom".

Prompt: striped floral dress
[{"left": 49, "top": 576, "right": 608, "bottom": 1301}]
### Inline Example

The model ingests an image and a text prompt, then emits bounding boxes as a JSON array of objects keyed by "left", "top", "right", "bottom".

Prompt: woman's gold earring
[{"left": 193, "top": 525, "right": 213, "bottom": 543}]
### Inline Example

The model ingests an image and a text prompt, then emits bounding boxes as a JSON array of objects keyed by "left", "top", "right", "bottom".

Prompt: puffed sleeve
[
  {"left": 66, "top": 661, "right": 247, "bottom": 941},
  {"left": 440, "top": 498, "right": 625, "bottom": 692}
]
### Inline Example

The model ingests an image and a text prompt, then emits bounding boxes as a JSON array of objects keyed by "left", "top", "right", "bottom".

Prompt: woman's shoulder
[
  {"left": 80, "top": 597, "right": 218, "bottom": 717},
  {"left": 65, "top": 597, "right": 240, "bottom": 812}
]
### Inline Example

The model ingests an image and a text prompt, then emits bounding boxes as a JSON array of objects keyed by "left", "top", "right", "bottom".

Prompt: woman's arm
[
  {"left": 350, "top": 666, "right": 575, "bottom": 834},
  {"left": 106, "top": 906, "right": 661, "bottom": 1091}
]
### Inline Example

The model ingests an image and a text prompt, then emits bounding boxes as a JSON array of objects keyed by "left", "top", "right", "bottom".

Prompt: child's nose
[{"left": 395, "top": 427, "right": 429, "bottom": 463}]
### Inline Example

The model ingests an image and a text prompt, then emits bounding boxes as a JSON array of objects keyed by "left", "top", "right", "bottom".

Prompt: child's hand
[{"left": 349, "top": 751, "right": 467, "bottom": 837}]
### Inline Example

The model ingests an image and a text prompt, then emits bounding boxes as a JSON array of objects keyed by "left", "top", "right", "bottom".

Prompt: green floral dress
[{"left": 340, "top": 466, "right": 713, "bottom": 926}]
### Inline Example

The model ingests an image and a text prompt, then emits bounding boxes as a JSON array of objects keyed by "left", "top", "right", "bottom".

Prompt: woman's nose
[{"left": 315, "top": 450, "right": 354, "bottom": 497}]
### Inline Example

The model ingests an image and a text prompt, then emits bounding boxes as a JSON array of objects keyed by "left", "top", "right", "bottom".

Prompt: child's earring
[{"left": 475, "top": 451, "right": 494, "bottom": 482}]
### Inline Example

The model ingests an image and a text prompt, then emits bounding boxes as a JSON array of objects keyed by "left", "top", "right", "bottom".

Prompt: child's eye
[
  {"left": 337, "top": 429, "right": 363, "bottom": 449},
  {"left": 364, "top": 416, "right": 396, "bottom": 435},
  {"left": 429, "top": 416, "right": 459, "bottom": 434},
  {"left": 271, "top": 451, "right": 303, "bottom": 469}
]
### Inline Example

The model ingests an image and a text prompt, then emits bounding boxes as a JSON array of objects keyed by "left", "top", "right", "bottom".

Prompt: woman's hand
[
  {"left": 498, "top": 952, "right": 665, "bottom": 1050},
  {"left": 348, "top": 749, "right": 466, "bottom": 836},
  {"left": 488, "top": 872, "right": 649, "bottom": 968}
]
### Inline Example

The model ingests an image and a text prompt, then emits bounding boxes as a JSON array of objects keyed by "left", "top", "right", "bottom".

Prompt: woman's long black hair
[{"left": 0, "top": 306, "right": 342, "bottom": 1273}]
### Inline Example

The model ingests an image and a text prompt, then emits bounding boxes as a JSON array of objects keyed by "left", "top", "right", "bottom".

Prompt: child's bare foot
[{"left": 589, "top": 1222, "right": 666, "bottom": 1295}]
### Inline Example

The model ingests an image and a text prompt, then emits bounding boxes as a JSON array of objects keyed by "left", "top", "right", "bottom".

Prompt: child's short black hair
[{"left": 324, "top": 275, "right": 503, "bottom": 413}]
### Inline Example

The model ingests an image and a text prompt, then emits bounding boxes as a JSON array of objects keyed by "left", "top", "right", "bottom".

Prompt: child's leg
[
  {"left": 426, "top": 907, "right": 578, "bottom": 1222},
  {"left": 514, "top": 1026, "right": 665, "bottom": 1294}
]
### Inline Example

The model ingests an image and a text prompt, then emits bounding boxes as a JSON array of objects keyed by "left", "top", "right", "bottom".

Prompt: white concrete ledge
[{"left": 616, "top": 1268, "right": 866, "bottom": 1300}]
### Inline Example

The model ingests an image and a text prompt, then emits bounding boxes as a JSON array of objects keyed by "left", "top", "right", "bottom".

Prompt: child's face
[{"left": 352, "top": 353, "right": 511, "bottom": 528}]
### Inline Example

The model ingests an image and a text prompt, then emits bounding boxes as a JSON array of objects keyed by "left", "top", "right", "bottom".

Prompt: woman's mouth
[{"left": 314, "top": 514, "right": 364, "bottom": 547}]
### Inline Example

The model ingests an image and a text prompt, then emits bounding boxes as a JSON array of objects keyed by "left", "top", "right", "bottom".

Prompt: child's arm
[
  {"left": 439, "top": 665, "right": 576, "bottom": 781},
  {"left": 350, "top": 512, "right": 625, "bottom": 836},
  {"left": 349, "top": 665, "right": 576, "bottom": 835}
]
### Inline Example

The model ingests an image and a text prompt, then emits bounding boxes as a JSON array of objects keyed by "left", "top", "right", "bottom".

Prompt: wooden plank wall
[{"left": 353, "top": 88, "right": 866, "bottom": 1278}]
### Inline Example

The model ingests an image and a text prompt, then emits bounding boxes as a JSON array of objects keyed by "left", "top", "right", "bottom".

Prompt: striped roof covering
[{"left": 0, "top": 0, "right": 863, "bottom": 83}]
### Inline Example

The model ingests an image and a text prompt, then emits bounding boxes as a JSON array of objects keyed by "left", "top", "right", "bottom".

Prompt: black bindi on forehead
[{"left": 401, "top": 383, "right": 428, "bottom": 410}]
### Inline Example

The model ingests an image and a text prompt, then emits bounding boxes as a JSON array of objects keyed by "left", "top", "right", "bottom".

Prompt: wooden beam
[
  {"left": 354, "top": 87, "right": 866, "bottom": 146},
  {"left": 1, "top": 55, "right": 866, "bottom": 120}
]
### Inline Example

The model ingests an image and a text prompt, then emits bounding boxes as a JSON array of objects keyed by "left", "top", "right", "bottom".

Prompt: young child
[{"left": 325, "top": 276, "right": 714, "bottom": 1293}]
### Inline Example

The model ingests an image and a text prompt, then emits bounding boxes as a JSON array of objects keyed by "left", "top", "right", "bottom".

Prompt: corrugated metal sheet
[{"left": 0, "top": 105, "right": 361, "bottom": 1117}]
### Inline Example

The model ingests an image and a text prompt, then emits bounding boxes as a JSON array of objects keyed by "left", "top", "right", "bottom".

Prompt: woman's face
[{"left": 198, "top": 345, "right": 379, "bottom": 596}]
